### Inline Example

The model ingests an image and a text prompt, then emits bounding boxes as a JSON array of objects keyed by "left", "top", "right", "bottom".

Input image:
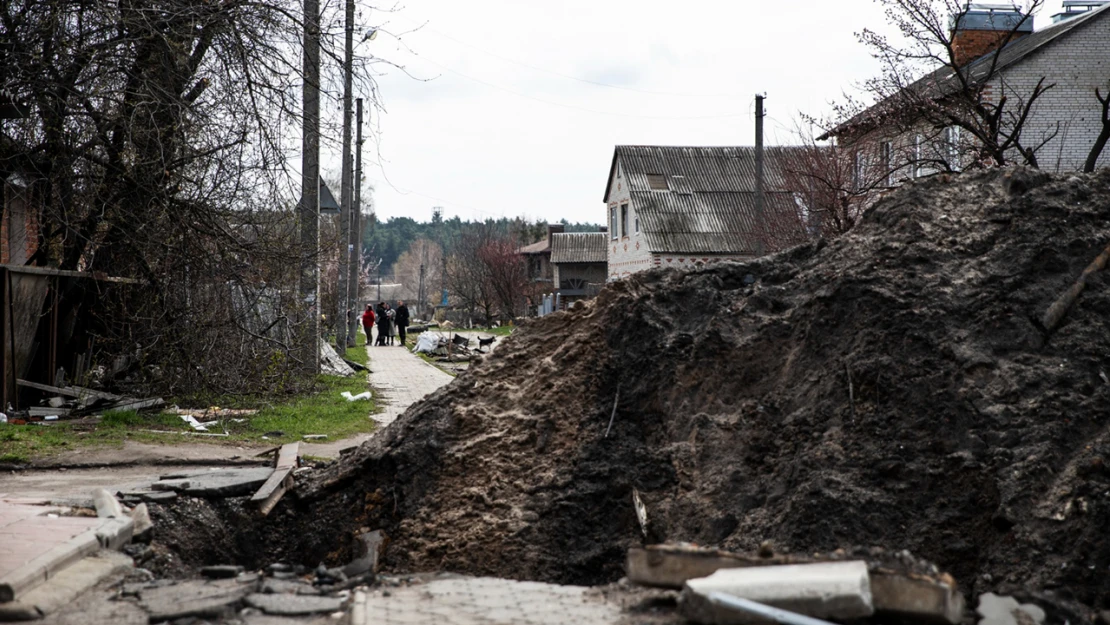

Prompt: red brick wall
[{"left": 953, "top": 30, "right": 1030, "bottom": 67}]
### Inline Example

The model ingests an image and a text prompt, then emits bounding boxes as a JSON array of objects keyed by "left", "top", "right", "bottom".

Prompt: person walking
[
  {"left": 360, "top": 304, "right": 376, "bottom": 346},
  {"left": 375, "top": 302, "right": 390, "bottom": 347},
  {"left": 395, "top": 300, "right": 410, "bottom": 346}
]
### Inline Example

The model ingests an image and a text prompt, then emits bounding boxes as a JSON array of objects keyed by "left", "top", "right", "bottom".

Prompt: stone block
[
  {"left": 682, "top": 561, "right": 874, "bottom": 625},
  {"left": 244, "top": 593, "right": 347, "bottom": 615},
  {"left": 129, "top": 503, "right": 153, "bottom": 541},
  {"left": 871, "top": 571, "right": 965, "bottom": 625},
  {"left": 92, "top": 488, "right": 123, "bottom": 518},
  {"left": 977, "top": 593, "right": 1045, "bottom": 625},
  {"left": 139, "top": 578, "right": 255, "bottom": 621},
  {"left": 627, "top": 544, "right": 809, "bottom": 589},
  {"left": 95, "top": 517, "right": 133, "bottom": 550}
]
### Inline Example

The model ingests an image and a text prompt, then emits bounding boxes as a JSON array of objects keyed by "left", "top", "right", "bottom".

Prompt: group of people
[{"left": 360, "top": 300, "right": 410, "bottom": 346}]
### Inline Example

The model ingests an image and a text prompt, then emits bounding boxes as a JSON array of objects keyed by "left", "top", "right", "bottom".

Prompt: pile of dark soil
[{"left": 296, "top": 168, "right": 1110, "bottom": 609}]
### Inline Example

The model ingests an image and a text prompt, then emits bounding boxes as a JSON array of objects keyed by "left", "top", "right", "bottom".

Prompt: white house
[
  {"left": 823, "top": 1, "right": 1110, "bottom": 178},
  {"left": 602, "top": 145, "right": 808, "bottom": 280}
]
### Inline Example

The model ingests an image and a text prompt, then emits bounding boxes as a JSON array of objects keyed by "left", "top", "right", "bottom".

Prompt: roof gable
[{"left": 550, "top": 233, "right": 607, "bottom": 263}]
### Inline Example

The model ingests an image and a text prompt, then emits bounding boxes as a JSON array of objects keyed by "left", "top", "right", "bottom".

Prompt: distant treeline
[{"left": 363, "top": 215, "right": 601, "bottom": 273}]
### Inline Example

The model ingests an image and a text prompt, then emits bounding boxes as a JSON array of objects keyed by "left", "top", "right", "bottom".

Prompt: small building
[
  {"left": 602, "top": 145, "right": 807, "bottom": 280},
  {"left": 518, "top": 224, "right": 565, "bottom": 285},
  {"left": 550, "top": 231, "right": 607, "bottom": 305}
]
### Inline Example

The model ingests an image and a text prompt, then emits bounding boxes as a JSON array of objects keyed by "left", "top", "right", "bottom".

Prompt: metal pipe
[{"left": 706, "top": 593, "right": 837, "bottom": 625}]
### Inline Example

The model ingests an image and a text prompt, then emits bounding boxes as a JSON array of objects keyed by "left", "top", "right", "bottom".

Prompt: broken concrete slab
[
  {"left": 117, "top": 490, "right": 178, "bottom": 504},
  {"left": 682, "top": 561, "right": 874, "bottom": 625},
  {"left": 92, "top": 488, "right": 124, "bottom": 518},
  {"left": 149, "top": 467, "right": 274, "bottom": 497},
  {"left": 261, "top": 578, "right": 321, "bottom": 596},
  {"left": 0, "top": 527, "right": 100, "bottom": 603},
  {"left": 342, "top": 530, "right": 384, "bottom": 578},
  {"left": 129, "top": 503, "right": 152, "bottom": 541},
  {"left": 95, "top": 516, "right": 133, "bottom": 549},
  {"left": 18, "top": 550, "right": 133, "bottom": 617},
  {"left": 627, "top": 544, "right": 810, "bottom": 588},
  {"left": 244, "top": 592, "right": 347, "bottom": 615},
  {"left": 977, "top": 593, "right": 1046, "bottom": 625},
  {"left": 139, "top": 578, "right": 255, "bottom": 621},
  {"left": 871, "top": 571, "right": 965, "bottom": 625}
]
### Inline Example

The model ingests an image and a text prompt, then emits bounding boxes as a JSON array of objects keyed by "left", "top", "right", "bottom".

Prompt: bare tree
[
  {"left": 826, "top": 0, "right": 1055, "bottom": 169},
  {"left": 392, "top": 238, "right": 443, "bottom": 316},
  {"left": 1084, "top": 86, "right": 1110, "bottom": 172},
  {"left": 0, "top": 0, "right": 392, "bottom": 397}
]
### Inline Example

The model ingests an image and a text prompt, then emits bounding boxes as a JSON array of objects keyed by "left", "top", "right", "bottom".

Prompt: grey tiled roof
[
  {"left": 605, "top": 146, "right": 808, "bottom": 255},
  {"left": 550, "top": 232, "right": 607, "bottom": 263}
]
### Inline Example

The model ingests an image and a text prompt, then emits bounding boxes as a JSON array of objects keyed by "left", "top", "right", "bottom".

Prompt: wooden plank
[
  {"left": 250, "top": 467, "right": 292, "bottom": 502},
  {"left": 275, "top": 442, "right": 299, "bottom": 469},
  {"left": 257, "top": 479, "right": 291, "bottom": 516},
  {"left": 0, "top": 264, "right": 142, "bottom": 284},
  {"left": 16, "top": 379, "right": 122, "bottom": 401}
]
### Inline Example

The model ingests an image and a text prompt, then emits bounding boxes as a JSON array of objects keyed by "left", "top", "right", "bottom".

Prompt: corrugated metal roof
[
  {"left": 603, "top": 146, "right": 809, "bottom": 254},
  {"left": 636, "top": 190, "right": 801, "bottom": 254},
  {"left": 550, "top": 232, "right": 607, "bottom": 263}
]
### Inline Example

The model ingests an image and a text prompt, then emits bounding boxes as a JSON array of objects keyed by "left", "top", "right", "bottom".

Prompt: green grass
[
  {"left": 0, "top": 333, "right": 377, "bottom": 463},
  {"left": 469, "top": 326, "right": 514, "bottom": 336}
]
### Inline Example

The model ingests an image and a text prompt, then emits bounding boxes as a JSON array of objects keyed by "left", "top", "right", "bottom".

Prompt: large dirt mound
[{"left": 300, "top": 168, "right": 1110, "bottom": 607}]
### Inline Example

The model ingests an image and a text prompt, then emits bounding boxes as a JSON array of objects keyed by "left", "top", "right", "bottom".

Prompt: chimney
[
  {"left": 546, "top": 223, "right": 565, "bottom": 247},
  {"left": 950, "top": 3, "right": 1034, "bottom": 67}
]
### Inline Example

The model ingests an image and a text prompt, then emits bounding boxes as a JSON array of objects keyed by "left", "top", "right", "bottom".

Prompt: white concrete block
[
  {"left": 682, "top": 561, "right": 874, "bottom": 625},
  {"left": 92, "top": 488, "right": 124, "bottom": 518}
]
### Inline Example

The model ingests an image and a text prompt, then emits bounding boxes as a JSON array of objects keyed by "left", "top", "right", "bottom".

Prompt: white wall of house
[
  {"left": 605, "top": 161, "right": 651, "bottom": 280},
  {"left": 988, "top": 15, "right": 1110, "bottom": 171},
  {"left": 651, "top": 253, "right": 753, "bottom": 270}
]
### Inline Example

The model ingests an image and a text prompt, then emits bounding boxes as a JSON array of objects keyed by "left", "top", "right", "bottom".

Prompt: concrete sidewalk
[{"left": 302, "top": 336, "right": 454, "bottom": 457}]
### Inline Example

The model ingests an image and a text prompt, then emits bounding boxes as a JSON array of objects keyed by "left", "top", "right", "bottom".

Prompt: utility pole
[
  {"left": 418, "top": 262, "right": 426, "bottom": 319},
  {"left": 754, "top": 93, "right": 766, "bottom": 257},
  {"left": 334, "top": 0, "right": 354, "bottom": 356},
  {"left": 299, "top": 0, "right": 321, "bottom": 373},
  {"left": 347, "top": 97, "right": 363, "bottom": 347}
]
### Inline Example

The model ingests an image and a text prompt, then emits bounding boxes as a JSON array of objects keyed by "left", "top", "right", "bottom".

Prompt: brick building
[
  {"left": 602, "top": 145, "right": 807, "bottom": 280},
  {"left": 549, "top": 232, "right": 607, "bottom": 305},
  {"left": 823, "top": 2, "right": 1110, "bottom": 178}
]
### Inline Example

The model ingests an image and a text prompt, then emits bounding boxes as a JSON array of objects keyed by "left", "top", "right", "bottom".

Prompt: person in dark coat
[
  {"left": 395, "top": 300, "right": 410, "bottom": 346},
  {"left": 375, "top": 302, "right": 390, "bottom": 346},
  {"left": 360, "top": 305, "right": 376, "bottom": 346}
]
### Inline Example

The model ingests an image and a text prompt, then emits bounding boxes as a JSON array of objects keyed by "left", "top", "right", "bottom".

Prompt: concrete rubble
[{"left": 681, "top": 561, "right": 874, "bottom": 625}]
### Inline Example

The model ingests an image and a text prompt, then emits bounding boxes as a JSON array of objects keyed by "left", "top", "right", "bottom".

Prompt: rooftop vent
[
  {"left": 1051, "top": 0, "right": 1110, "bottom": 23},
  {"left": 646, "top": 174, "right": 668, "bottom": 191}
]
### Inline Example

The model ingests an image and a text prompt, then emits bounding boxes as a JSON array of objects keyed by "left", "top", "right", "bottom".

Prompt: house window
[
  {"left": 913, "top": 134, "right": 923, "bottom": 178},
  {"left": 610, "top": 206, "right": 618, "bottom": 240},
  {"left": 634, "top": 214, "right": 639, "bottom": 233},
  {"left": 646, "top": 173, "right": 668, "bottom": 191},
  {"left": 880, "top": 141, "right": 892, "bottom": 186},
  {"left": 620, "top": 203, "right": 628, "bottom": 237},
  {"left": 945, "top": 126, "right": 961, "bottom": 171}
]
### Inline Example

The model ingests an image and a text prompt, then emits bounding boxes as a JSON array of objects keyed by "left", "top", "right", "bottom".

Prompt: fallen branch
[{"left": 1042, "top": 242, "right": 1110, "bottom": 331}]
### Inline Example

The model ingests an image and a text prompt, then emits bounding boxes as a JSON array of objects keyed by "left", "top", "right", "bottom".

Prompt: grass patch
[{"left": 0, "top": 334, "right": 377, "bottom": 462}]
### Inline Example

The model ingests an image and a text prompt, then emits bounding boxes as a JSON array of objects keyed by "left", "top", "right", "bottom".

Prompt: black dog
[{"left": 477, "top": 335, "right": 496, "bottom": 352}]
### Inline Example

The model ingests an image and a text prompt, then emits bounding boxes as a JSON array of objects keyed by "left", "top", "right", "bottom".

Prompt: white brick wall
[{"left": 605, "top": 160, "right": 652, "bottom": 280}]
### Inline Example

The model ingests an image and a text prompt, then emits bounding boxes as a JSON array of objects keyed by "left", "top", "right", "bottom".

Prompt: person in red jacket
[{"left": 360, "top": 304, "right": 376, "bottom": 346}]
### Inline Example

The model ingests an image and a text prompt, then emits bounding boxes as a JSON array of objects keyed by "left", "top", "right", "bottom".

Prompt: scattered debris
[
  {"left": 319, "top": 341, "right": 356, "bottom": 377},
  {"left": 93, "top": 488, "right": 124, "bottom": 518},
  {"left": 303, "top": 434, "right": 327, "bottom": 441},
  {"left": 244, "top": 592, "right": 347, "bottom": 616},
  {"left": 341, "top": 391, "right": 372, "bottom": 401}
]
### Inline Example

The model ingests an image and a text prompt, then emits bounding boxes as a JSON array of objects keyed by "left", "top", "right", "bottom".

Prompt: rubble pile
[{"left": 298, "top": 169, "right": 1110, "bottom": 608}]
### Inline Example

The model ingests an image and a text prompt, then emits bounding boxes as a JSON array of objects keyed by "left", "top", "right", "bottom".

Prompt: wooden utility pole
[
  {"left": 299, "top": 0, "right": 321, "bottom": 373},
  {"left": 754, "top": 93, "right": 766, "bottom": 257},
  {"left": 348, "top": 97, "right": 363, "bottom": 347},
  {"left": 335, "top": 0, "right": 354, "bottom": 356}
]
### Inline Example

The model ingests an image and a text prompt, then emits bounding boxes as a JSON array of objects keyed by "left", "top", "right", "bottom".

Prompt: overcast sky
[{"left": 342, "top": 0, "right": 1068, "bottom": 225}]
